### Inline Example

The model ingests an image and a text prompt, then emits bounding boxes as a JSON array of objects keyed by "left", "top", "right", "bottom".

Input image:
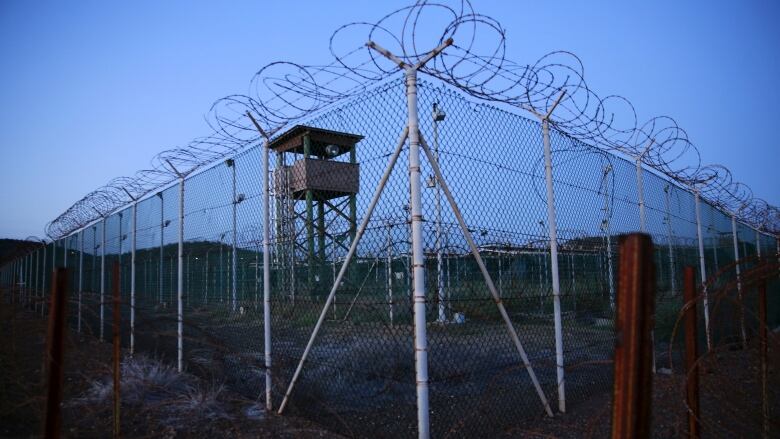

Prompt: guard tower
[{"left": 269, "top": 125, "right": 362, "bottom": 297}]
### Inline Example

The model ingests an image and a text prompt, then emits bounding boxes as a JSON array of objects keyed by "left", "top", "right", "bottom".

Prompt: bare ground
[{"left": 2, "top": 298, "right": 776, "bottom": 438}]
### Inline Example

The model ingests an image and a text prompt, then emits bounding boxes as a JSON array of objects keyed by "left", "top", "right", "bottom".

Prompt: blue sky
[{"left": 0, "top": 0, "right": 778, "bottom": 240}]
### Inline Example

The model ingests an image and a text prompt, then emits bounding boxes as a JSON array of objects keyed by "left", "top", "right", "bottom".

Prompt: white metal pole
[
  {"left": 405, "top": 70, "right": 431, "bottom": 436},
  {"left": 636, "top": 158, "right": 647, "bottom": 233},
  {"left": 131, "top": 201, "right": 137, "bottom": 356},
  {"left": 159, "top": 192, "right": 164, "bottom": 304},
  {"left": 230, "top": 159, "right": 238, "bottom": 313},
  {"left": 663, "top": 186, "right": 677, "bottom": 296},
  {"left": 177, "top": 177, "right": 184, "bottom": 372},
  {"left": 731, "top": 214, "right": 747, "bottom": 348},
  {"left": 100, "top": 218, "right": 106, "bottom": 341},
  {"left": 433, "top": 104, "right": 446, "bottom": 323},
  {"left": 262, "top": 138, "right": 273, "bottom": 411},
  {"left": 363, "top": 40, "right": 452, "bottom": 438},
  {"left": 755, "top": 229, "right": 761, "bottom": 259},
  {"left": 278, "top": 127, "right": 408, "bottom": 416},
  {"left": 387, "top": 222, "right": 394, "bottom": 327},
  {"left": 602, "top": 171, "right": 615, "bottom": 310},
  {"left": 694, "top": 191, "right": 711, "bottom": 350},
  {"left": 541, "top": 116, "right": 566, "bottom": 413}
]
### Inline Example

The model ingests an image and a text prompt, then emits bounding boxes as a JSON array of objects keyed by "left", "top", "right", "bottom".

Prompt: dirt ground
[
  {"left": 0, "top": 301, "right": 342, "bottom": 439},
  {"left": 1, "top": 298, "right": 775, "bottom": 438}
]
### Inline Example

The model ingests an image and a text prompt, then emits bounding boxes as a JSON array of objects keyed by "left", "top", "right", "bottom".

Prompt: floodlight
[{"left": 325, "top": 144, "right": 341, "bottom": 157}]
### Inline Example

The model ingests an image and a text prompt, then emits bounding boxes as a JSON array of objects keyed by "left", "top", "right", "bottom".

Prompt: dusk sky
[{"left": 1, "top": 0, "right": 778, "bottom": 240}]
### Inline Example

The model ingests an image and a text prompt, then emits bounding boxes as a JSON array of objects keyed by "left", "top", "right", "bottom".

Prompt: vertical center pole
[
  {"left": 731, "top": 214, "right": 747, "bottom": 348},
  {"left": 541, "top": 117, "right": 566, "bottom": 413},
  {"left": 177, "top": 177, "right": 185, "bottom": 372},
  {"left": 693, "top": 191, "right": 711, "bottom": 350},
  {"left": 405, "top": 67, "right": 431, "bottom": 439}
]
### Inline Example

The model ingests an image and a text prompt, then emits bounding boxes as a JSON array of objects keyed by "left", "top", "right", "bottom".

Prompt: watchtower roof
[{"left": 268, "top": 125, "right": 363, "bottom": 158}]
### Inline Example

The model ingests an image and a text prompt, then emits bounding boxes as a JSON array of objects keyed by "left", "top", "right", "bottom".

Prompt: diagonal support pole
[
  {"left": 419, "top": 132, "right": 554, "bottom": 417},
  {"left": 277, "top": 127, "right": 409, "bottom": 415}
]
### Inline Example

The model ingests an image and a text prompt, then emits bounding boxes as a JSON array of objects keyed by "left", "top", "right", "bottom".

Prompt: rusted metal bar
[
  {"left": 611, "top": 233, "right": 655, "bottom": 439},
  {"left": 112, "top": 262, "right": 121, "bottom": 439},
  {"left": 43, "top": 268, "right": 68, "bottom": 439},
  {"left": 758, "top": 278, "right": 768, "bottom": 438},
  {"left": 683, "top": 266, "right": 700, "bottom": 438}
]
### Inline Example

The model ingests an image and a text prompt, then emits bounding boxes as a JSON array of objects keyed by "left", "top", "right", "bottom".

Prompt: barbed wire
[{"left": 45, "top": 0, "right": 779, "bottom": 239}]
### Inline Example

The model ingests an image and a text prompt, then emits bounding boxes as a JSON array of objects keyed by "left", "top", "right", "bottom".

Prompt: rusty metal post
[
  {"left": 611, "top": 233, "right": 655, "bottom": 439},
  {"left": 43, "top": 268, "right": 68, "bottom": 439},
  {"left": 112, "top": 262, "right": 121, "bottom": 438},
  {"left": 758, "top": 278, "right": 768, "bottom": 438},
  {"left": 683, "top": 267, "right": 700, "bottom": 438}
]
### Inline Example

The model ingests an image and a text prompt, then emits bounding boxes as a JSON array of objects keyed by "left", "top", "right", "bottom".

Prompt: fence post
[
  {"left": 112, "top": 261, "right": 121, "bottom": 438},
  {"left": 611, "top": 233, "right": 655, "bottom": 439},
  {"left": 43, "top": 267, "right": 68, "bottom": 439},
  {"left": 41, "top": 243, "right": 46, "bottom": 315},
  {"left": 406, "top": 66, "right": 431, "bottom": 438},
  {"left": 130, "top": 201, "right": 136, "bottom": 356},
  {"left": 174, "top": 177, "right": 183, "bottom": 372},
  {"left": 158, "top": 191, "right": 164, "bottom": 304},
  {"left": 683, "top": 266, "right": 700, "bottom": 438},
  {"left": 227, "top": 159, "right": 237, "bottom": 313},
  {"left": 730, "top": 214, "right": 747, "bottom": 348},
  {"left": 636, "top": 157, "right": 647, "bottom": 234},
  {"left": 693, "top": 190, "right": 711, "bottom": 350},
  {"left": 262, "top": 137, "right": 273, "bottom": 411},
  {"left": 100, "top": 217, "right": 106, "bottom": 341},
  {"left": 34, "top": 248, "right": 40, "bottom": 311},
  {"left": 78, "top": 231, "right": 84, "bottom": 333},
  {"left": 24, "top": 253, "right": 28, "bottom": 306},
  {"left": 755, "top": 277, "right": 769, "bottom": 439},
  {"left": 244, "top": 113, "right": 275, "bottom": 411},
  {"left": 663, "top": 185, "right": 677, "bottom": 295},
  {"left": 522, "top": 90, "right": 568, "bottom": 414}
]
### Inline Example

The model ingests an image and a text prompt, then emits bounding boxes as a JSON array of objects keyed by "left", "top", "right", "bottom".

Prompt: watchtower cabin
[{"left": 269, "top": 125, "right": 363, "bottom": 297}]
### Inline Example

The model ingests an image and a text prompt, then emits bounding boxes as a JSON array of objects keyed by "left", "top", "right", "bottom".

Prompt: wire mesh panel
[{"left": 3, "top": 62, "right": 779, "bottom": 438}]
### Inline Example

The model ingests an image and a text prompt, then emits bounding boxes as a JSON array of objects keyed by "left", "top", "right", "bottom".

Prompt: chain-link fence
[{"left": 2, "top": 74, "right": 779, "bottom": 438}]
